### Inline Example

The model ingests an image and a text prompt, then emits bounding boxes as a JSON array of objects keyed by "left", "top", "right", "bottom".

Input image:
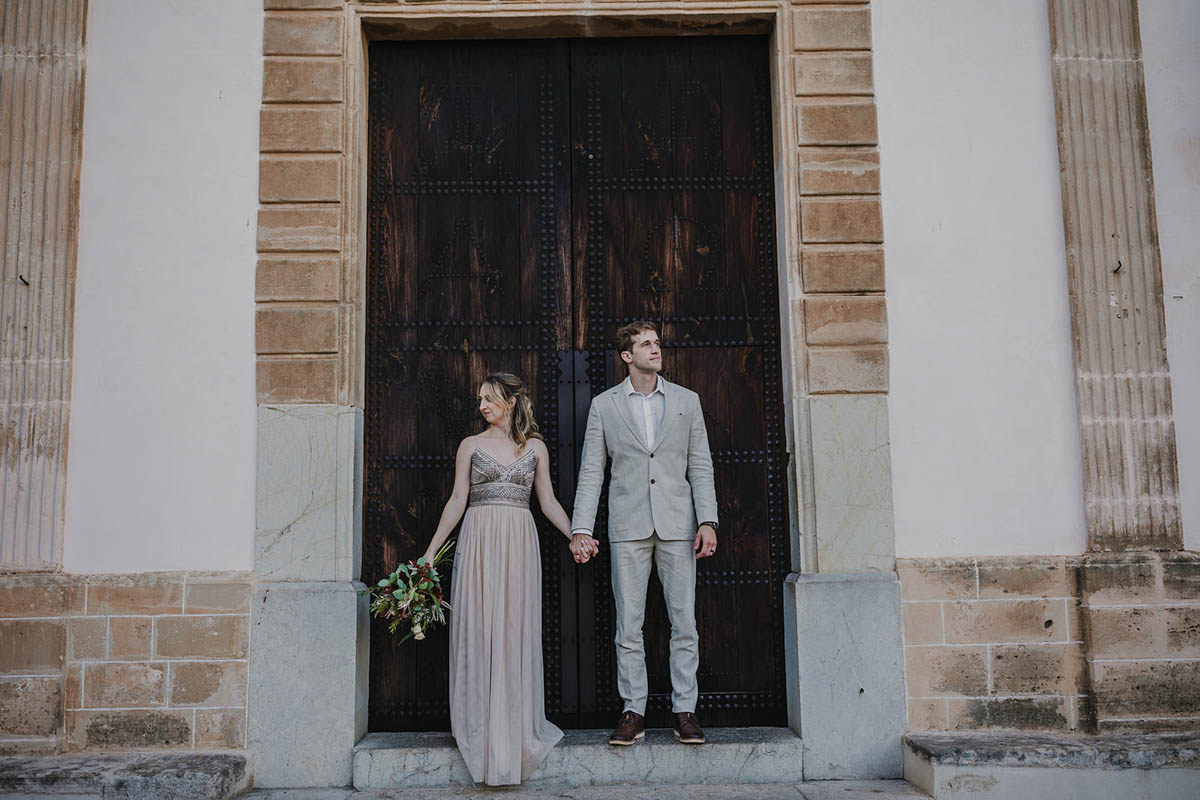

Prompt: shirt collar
[{"left": 623, "top": 375, "right": 664, "bottom": 398}]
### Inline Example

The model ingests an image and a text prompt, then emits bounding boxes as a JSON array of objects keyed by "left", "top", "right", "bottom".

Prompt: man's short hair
[{"left": 616, "top": 321, "right": 657, "bottom": 354}]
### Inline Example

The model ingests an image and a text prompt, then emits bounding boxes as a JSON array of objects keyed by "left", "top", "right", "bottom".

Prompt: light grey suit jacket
[{"left": 571, "top": 378, "right": 718, "bottom": 543}]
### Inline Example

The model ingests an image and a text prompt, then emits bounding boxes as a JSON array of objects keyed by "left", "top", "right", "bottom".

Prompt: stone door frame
[{"left": 254, "top": 0, "right": 902, "bottom": 785}]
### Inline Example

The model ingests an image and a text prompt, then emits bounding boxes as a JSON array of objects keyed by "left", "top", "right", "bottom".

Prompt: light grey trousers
[{"left": 610, "top": 533, "right": 698, "bottom": 715}]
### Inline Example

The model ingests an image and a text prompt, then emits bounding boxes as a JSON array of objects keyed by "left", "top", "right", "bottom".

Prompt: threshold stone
[
  {"left": 905, "top": 730, "right": 1200, "bottom": 770},
  {"left": 0, "top": 751, "right": 248, "bottom": 799}
]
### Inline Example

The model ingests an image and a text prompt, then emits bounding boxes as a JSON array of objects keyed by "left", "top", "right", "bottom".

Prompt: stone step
[
  {"left": 0, "top": 751, "right": 248, "bottom": 799},
  {"left": 353, "top": 727, "right": 803, "bottom": 789},
  {"left": 903, "top": 731, "right": 1200, "bottom": 799}
]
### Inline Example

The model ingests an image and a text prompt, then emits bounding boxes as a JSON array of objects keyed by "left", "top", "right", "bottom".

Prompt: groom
[{"left": 568, "top": 321, "right": 719, "bottom": 746}]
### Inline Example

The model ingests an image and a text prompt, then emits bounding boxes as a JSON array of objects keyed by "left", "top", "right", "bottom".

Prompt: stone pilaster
[
  {"left": 0, "top": 0, "right": 87, "bottom": 568},
  {"left": 1048, "top": 0, "right": 1181, "bottom": 551}
]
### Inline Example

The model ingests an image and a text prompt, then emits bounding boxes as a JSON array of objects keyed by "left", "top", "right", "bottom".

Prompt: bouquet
[{"left": 363, "top": 539, "right": 454, "bottom": 643}]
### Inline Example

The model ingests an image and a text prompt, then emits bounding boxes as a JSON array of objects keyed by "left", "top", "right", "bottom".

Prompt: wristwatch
[{"left": 701, "top": 521, "right": 719, "bottom": 531}]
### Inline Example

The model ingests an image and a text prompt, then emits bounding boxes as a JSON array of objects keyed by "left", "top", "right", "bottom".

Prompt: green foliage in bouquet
[{"left": 362, "top": 539, "right": 454, "bottom": 643}]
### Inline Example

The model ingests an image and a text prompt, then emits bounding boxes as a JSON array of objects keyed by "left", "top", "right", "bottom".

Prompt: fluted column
[
  {"left": 0, "top": 0, "right": 87, "bottom": 568},
  {"left": 1048, "top": 0, "right": 1180, "bottom": 551}
]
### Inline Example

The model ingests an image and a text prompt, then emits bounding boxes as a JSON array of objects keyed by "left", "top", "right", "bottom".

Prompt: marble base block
[
  {"left": 249, "top": 581, "right": 369, "bottom": 788},
  {"left": 809, "top": 395, "right": 895, "bottom": 573},
  {"left": 256, "top": 405, "right": 362, "bottom": 582},
  {"left": 353, "top": 728, "right": 803, "bottom": 789},
  {"left": 786, "top": 572, "right": 906, "bottom": 779}
]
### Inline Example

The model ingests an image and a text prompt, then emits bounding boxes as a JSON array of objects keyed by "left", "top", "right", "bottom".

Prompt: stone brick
[
  {"left": 260, "top": 106, "right": 343, "bottom": 152},
  {"left": 1067, "top": 598, "right": 1084, "bottom": 643},
  {"left": 807, "top": 345, "right": 887, "bottom": 393},
  {"left": 796, "top": 100, "right": 878, "bottom": 146},
  {"left": 185, "top": 582, "right": 252, "bottom": 615},
  {"left": 1091, "top": 660, "right": 1200, "bottom": 717},
  {"left": 1079, "top": 553, "right": 1160, "bottom": 605},
  {"left": 805, "top": 295, "right": 886, "bottom": 345},
  {"left": 1085, "top": 606, "right": 1163, "bottom": 659},
  {"left": 87, "top": 580, "right": 183, "bottom": 615},
  {"left": 263, "top": 58, "right": 344, "bottom": 103},
  {"left": 83, "top": 662, "right": 166, "bottom": 709},
  {"left": 0, "top": 620, "right": 64, "bottom": 673},
  {"left": 991, "top": 644, "right": 1085, "bottom": 695},
  {"left": 907, "top": 699, "right": 947, "bottom": 730},
  {"left": 0, "top": 578, "right": 69, "bottom": 617},
  {"left": 155, "top": 616, "right": 248, "bottom": 659},
  {"left": 1163, "top": 554, "right": 1200, "bottom": 600},
  {"left": 1098, "top": 716, "right": 1200, "bottom": 734},
  {"left": 67, "top": 617, "right": 107, "bottom": 660},
  {"left": 196, "top": 709, "right": 245, "bottom": 749},
  {"left": 259, "top": 156, "right": 341, "bottom": 203},
  {"left": 905, "top": 645, "right": 988, "bottom": 697},
  {"left": 257, "top": 256, "right": 340, "bottom": 301},
  {"left": 108, "top": 617, "right": 153, "bottom": 661},
  {"left": 903, "top": 602, "right": 943, "bottom": 645},
  {"left": 792, "top": 6, "right": 872, "bottom": 50},
  {"left": 64, "top": 664, "right": 82, "bottom": 709},
  {"left": 256, "top": 306, "right": 339, "bottom": 354},
  {"left": 947, "top": 697, "right": 1070, "bottom": 731},
  {"left": 0, "top": 677, "right": 61, "bottom": 736},
  {"left": 798, "top": 147, "right": 879, "bottom": 195},
  {"left": 977, "top": 556, "right": 1076, "bottom": 599},
  {"left": 1165, "top": 606, "right": 1200, "bottom": 657},
  {"left": 169, "top": 661, "right": 247, "bottom": 707},
  {"left": 897, "top": 560, "right": 977, "bottom": 601},
  {"left": 801, "top": 246, "right": 884, "bottom": 293},
  {"left": 801, "top": 196, "right": 883, "bottom": 243},
  {"left": 263, "top": 14, "right": 343, "bottom": 56},
  {"left": 256, "top": 357, "right": 339, "bottom": 404},
  {"left": 794, "top": 53, "right": 874, "bottom": 96},
  {"left": 67, "top": 709, "right": 192, "bottom": 751},
  {"left": 265, "top": 0, "right": 342, "bottom": 8},
  {"left": 257, "top": 205, "right": 341, "bottom": 252},
  {"left": 944, "top": 599, "right": 1068, "bottom": 644}
]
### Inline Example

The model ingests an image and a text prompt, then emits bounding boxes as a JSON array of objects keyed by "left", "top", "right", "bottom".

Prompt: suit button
[
  {"left": 650, "top": 479, "right": 656, "bottom": 484},
  {"left": 650, "top": 453, "right": 654, "bottom": 458}
]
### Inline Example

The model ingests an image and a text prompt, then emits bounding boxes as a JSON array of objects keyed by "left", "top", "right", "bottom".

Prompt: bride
[{"left": 421, "top": 372, "right": 599, "bottom": 785}]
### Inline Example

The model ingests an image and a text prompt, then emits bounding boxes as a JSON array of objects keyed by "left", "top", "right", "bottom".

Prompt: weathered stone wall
[
  {"left": 0, "top": 573, "right": 251, "bottom": 754},
  {"left": 1080, "top": 552, "right": 1200, "bottom": 732},
  {"left": 900, "top": 553, "right": 1200, "bottom": 733},
  {"left": 899, "top": 557, "right": 1091, "bottom": 732}
]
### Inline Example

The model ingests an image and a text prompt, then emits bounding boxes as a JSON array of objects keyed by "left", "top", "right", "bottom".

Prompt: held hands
[
  {"left": 694, "top": 524, "right": 717, "bottom": 559},
  {"left": 569, "top": 533, "right": 600, "bottom": 564}
]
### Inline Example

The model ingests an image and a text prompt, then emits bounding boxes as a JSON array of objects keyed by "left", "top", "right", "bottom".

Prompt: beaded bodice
[{"left": 468, "top": 448, "right": 536, "bottom": 509}]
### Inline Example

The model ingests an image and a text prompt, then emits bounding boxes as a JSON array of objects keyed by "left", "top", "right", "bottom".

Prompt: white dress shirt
[{"left": 625, "top": 375, "right": 666, "bottom": 449}]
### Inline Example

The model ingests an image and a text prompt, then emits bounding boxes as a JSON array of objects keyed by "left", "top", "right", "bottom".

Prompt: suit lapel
[
  {"left": 611, "top": 383, "right": 651, "bottom": 453},
  {"left": 652, "top": 379, "right": 683, "bottom": 453}
]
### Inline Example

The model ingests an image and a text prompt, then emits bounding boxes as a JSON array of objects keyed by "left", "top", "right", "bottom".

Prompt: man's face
[{"left": 623, "top": 330, "right": 662, "bottom": 373}]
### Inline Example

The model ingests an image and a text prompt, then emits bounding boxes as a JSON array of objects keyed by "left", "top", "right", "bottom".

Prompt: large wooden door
[{"left": 365, "top": 36, "right": 788, "bottom": 731}]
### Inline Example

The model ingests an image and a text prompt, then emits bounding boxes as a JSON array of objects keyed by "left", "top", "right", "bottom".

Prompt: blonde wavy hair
[{"left": 480, "top": 373, "right": 542, "bottom": 451}]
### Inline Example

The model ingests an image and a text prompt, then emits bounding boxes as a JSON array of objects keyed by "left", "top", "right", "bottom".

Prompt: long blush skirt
[{"left": 448, "top": 503, "right": 563, "bottom": 785}]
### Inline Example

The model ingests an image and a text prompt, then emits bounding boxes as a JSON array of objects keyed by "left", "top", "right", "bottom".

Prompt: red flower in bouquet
[{"left": 363, "top": 539, "right": 454, "bottom": 643}]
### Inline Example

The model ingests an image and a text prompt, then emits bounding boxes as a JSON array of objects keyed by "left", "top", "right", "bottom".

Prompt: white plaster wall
[
  {"left": 874, "top": 0, "right": 1088, "bottom": 557},
  {"left": 64, "top": 0, "right": 262, "bottom": 572},
  {"left": 1141, "top": 0, "right": 1200, "bottom": 552}
]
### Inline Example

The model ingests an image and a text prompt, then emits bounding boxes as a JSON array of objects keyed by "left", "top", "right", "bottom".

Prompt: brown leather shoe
[
  {"left": 608, "top": 710, "right": 645, "bottom": 746},
  {"left": 673, "top": 711, "right": 705, "bottom": 744}
]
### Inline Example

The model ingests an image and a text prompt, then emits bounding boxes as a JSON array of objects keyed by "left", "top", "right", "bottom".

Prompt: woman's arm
[
  {"left": 421, "top": 437, "right": 474, "bottom": 563},
  {"left": 531, "top": 439, "right": 600, "bottom": 564},
  {"left": 531, "top": 439, "right": 573, "bottom": 540}
]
